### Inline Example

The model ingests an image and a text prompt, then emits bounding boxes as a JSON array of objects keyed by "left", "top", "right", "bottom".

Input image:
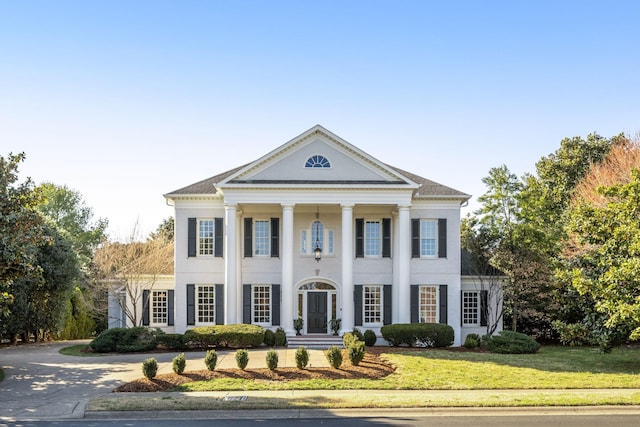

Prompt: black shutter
[
  {"left": 410, "top": 285, "right": 419, "bottom": 323},
  {"left": 411, "top": 219, "right": 420, "bottom": 258},
  {"left": 188, "top": 218, "right": 197, "bottom": 257},
  {"left": 355, "top": 218, "right": 364, "bottom": 258},
  {"left": 186, "top": 284, "right": 195, "bottom": 326},
  {"left": 244, "top": 218, "right": 253, "bottom": 257},
  {"left": 480, "top": 290, "right": 488, "bottom": 327},
  {"left": 215, "top": 284, "right": 225, "bottom": 325},
  {"left": 271, "top": 218, "right": 279, "bottom": 258},
  {"left": 438, "top": 218, "right": 447, "bottom": 258},
  {"left": 354, "top": 285, "right": 363, "bottom": 326},
  {"left": 382, "top": 218, "right": 391, "bottom": 258},
  {"left": 243, "top": 284, "right": 252, "bottom": 324},
  {"left": 167, "top": 290, "right": 174, "bottom": 326},
  {"left": 214, "top": 217, "right": 223, "bottom": 257},
  {"left": 439, "top": 285, "right": 448, "bottom": 324},
  {"left": 272, "top": 284, "right": 280, "bottom": 326},
  {"left": 142, "top": 290, "right": 150, "bottom": 326},
  {"left": 383, "top": 285, "right": 392, "bottom": 325}
]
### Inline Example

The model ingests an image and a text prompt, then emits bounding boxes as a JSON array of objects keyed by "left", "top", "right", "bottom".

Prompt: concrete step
[{"left": 287, "top": 335, "right": 344, "bottom": 349}]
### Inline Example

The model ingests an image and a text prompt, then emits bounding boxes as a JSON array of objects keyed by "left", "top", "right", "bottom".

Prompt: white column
[
  {"left": 224, "top": 204, "right": 238, "bottom": 325},
  {"left": 340, "top": 204, "right": 354, "bottom": 333},
  {"left": 392, "top": 210, "right": 400, "bottom": 324},
  {"left": 397, "top": 205, "right": 411, "bottom": 323},
  {"left": 281, "top": 204, "right": 295, "bottom": 335}
]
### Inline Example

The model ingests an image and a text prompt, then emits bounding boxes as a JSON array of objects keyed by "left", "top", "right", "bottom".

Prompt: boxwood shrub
[
  {"left": 380, "top": 323, "right": 454, "bottom": 347},
  {"left": 484, "top": 330, "right": 540, "bottom": 354},
  {"left": 183, "top": 324, "right": 265, "bottom": 349},
  {"left": 89, "top": 327, "right": 157, "bottom": 353},
  {"left": 156, "top": 333, "right": 186, "bottom": 350}
]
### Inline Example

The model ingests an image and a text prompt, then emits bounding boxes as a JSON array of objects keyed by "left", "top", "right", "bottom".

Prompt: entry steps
[{"left": 287, "top": 334, "right": 344, "bottom": 349}]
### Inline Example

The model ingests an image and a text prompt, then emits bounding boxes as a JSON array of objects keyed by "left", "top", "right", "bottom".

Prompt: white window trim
[
  {"left": 363, "top": 285, "right": 383, "bottom": 326},
  {"left": 462, "top": 290, "right": 480, "bottom": 327},
  {"left": 196, "top": 284, "right": 216, "bottom": 325},
  {"left": 300, "top": 221, "right": 335, "bottom": 257},
  {"left": 150, "top": 290, "right": 168, "bottom": 326},
  {"left": 252, "top": 284, "right": 272, "bottom": 326},
  {"left": 364, "top": 219, "right": 383, "bottom": 258},
  {"left": 418, "top": 285, "right": 439, "bottom": 324},
  {"left": 198, "top": 218, "right": 215, "bottom": 257},
  {"left": 253, "top": 219, "right": 271, "bottom": 257},
  {"left": 420, "top": 219, "right": 438, "bottom": 259}
]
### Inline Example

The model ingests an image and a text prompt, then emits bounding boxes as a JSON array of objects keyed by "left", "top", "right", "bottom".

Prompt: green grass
[
  {"left": 178, "top": 346, "right": 640, "bottom": 392},
  {"left": 58, "top": 344, "right": 99, "bottom": 357}
]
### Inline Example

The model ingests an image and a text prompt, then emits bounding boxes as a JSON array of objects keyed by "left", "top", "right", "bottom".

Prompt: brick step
[{"left": 287, "top": 335, "right": 344, "bottom": 349}]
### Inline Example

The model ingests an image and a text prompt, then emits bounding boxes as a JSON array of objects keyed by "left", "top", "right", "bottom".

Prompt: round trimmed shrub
[
  {"left": 363, "top": 329, "right": 377, "bottom": 347},
  {"left": 326, "top": 345, "right": 343, "bottom": 369},
  {"left": 204, "top": 350, "right": 218, "bottom": 371},
  {"left": 266, "top": 349, "right": 278, "bottom": 370},
  {"left": 142, "top": 357, "right": 158, "bottom": 380},
  {"left": 295, "top": 346, "right": 309, "bottom": 369},
  {"left": 342, "top": 332, "right": 360, "bottom": 348},
  {"left": 172, "top": 353, "right": 186, "bottom": 374},
  {"left": 484, "top": 331, "right": 540, "bottom": 354},
  {"left": 235, "top": 349, "right": 249, "bottom": 370},
  {"left": 274, "top": 327, "right": 287, "bottom": 347},
  {"left": 463, "top": 333, "right": 480, "bottom": 349},
  {"left": 348, "top": 341, "right": 366, "bottom": 366},
  {"left": 264, "top": 329, "right": 276, "bottom": 346}
]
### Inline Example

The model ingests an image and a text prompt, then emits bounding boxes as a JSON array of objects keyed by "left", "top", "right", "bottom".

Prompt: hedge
[
  {"left": 183, "top": 324, "right": 265, "bottom": 349},
  {"left": 380, "top": 323, "right": 454, "bottom": 347},
  {"left": 483, "top": 330, "right": 540, "bottom": 354},
  {"left": 89, "top": 327, "right": 157, "bottom": 353}
]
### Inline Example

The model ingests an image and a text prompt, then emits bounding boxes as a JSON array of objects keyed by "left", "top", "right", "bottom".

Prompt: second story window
[
  {"left": 365, "top": 220, "right": 381, "bottom": 257},
  {"left": 301, "top": 221, "right": 334, "bottom": 257},
  {"left": 199, "top": 219, "right": 214, "bottom": 256},
  {"left": 254, "top": 220, "right": 270, "bottom": 256}
]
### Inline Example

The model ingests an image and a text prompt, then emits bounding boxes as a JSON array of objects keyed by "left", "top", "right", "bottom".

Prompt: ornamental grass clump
[
  {"left": 326, "top": 345, "right": 343, "bottom": 369},
  {"left": 142, "top": 357, "right": 158, "bottom": 380},
  {"left": 204, "top": 350, "right": 218, "bottom": 371},
  {"left": 266, "top": 349, "right": 278, "bottom": 370},
  {"left": 235, "top": 349, "right": 249, "bottom": 370},
  {"left": 295, "top": 346, "right": 309, "bottom": 369},
  {"left": 172, "top": 353, "right": 186, "bottom": 374}
]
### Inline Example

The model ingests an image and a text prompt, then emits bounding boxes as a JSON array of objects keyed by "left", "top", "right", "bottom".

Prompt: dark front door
[{"left": 307, "top": 292, "right": 327, "bottom": 333}]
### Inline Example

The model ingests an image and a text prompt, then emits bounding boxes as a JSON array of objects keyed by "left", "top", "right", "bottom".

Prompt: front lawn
[{"left": 178, "top": 345, "right": 640, "bottom": 392}]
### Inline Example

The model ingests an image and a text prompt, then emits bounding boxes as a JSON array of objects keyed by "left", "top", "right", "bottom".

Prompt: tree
[
  {"left": 149, "top": 217, "right": 174, "bottom": 243},
  {"left": 0, "top": 152, "right": 47, "bottom": 318},
  {"left": 94, "top": 221, "right": 173, "bottom": 327}
]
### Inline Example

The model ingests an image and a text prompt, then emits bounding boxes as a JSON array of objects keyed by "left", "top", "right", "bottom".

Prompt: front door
[{"left": 307, "top": 292, "right": 327, "bottom": 333}]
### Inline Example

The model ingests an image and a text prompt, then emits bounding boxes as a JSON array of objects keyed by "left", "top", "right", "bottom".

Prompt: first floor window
[
  {"left": 419, "top": 286, "right": 437, "bottom": 323},
  {"left": 365, "top": 221, "right": 381, "bottom": 257},
  {"left": 199, "top": 219, "right": 214, "bottom": 255},
  {"left": 152, "top": 290, "right": 167, "bottom": 324},
  {"left": 364, "top": 285, "right": 382, "bottom": 324},
  {"left": 197, "top": 285, "right": 216, "bottom": 324},
  {"left": 253, "top": 285, "right": 271, "bottom": 324},
  {"left": 462, "top": 291, "right": 479, "bottom": 326},
  {"left": 254, "top": 220, "right": 270, "bottom": 256}
]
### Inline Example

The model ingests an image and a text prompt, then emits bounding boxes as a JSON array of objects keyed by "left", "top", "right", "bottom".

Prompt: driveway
[{"left": 0, "top": 340, "right": 329, "bottom": 422}]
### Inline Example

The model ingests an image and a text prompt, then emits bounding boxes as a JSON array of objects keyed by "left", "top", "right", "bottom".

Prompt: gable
[{"left": 220, "top": 125, "right": 415, "bottom": 188}]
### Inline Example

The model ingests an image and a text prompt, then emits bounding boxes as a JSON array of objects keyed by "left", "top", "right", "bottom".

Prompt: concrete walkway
[{"left": 0, "top": 340, "right": 327, "bottom": 421}]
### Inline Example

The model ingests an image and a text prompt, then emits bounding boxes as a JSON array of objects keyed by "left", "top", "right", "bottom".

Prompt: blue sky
[{"left": 2, "top": 1, "right": 639, "bottom": 239}]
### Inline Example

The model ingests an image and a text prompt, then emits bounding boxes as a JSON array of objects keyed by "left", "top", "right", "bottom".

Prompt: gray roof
[{"left": 165, "top": 163, "right": 469, "bottom": 199}]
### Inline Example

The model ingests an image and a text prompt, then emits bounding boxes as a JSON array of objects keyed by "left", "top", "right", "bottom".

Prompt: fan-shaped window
[{"left": 305, "top": 155, "right": 331, "bottom": 168}]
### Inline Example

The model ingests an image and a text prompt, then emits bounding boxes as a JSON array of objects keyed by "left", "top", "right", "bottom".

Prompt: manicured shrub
[
  {"left": 295, "top": 346, "right": 309, "bottom": 369},
  {"left": 326, "top": 345, "right": 343, "bottom": 369},
  {"left": 235, "top": 349, "right": 249, "bottom": 370},
  {"left": 380, "top": 323, "right": 454, "bottom": 347},
  {"left": 90, "top": 327, "right": 158, "bottom": 353},
  {"left": 142, "top": 357, "right": 158, "bottom": 380},
  {"left": 348, "top": 341, "right": 366, "bottom": 366},
  {"left": 342, "top": 332, "right": 360, "bottom": 348},
  {"left": 363, "top": 329, "right": 377, "bottom": 347},
  {"left": 183, "top": 324, "right": 265, "bottom": 349},
  {"left": 463, "top": 333, "right": 480, "bottom": 349},
  {"left": 351, "top": 328, "right": 364, "bottom": 342},
  {"left": 264, "top": 329, "right": 276, "bottom": 346},
  {"left": 172, "top": 353, "right": 186, "bottom": 374},
  {"left": 204, "top": 350, "right": 218, "bottom": 371},
  {"left": 266, "top": 349, "right": 278, "bottom": 370},
  {"left": 274, "top": 327, "right": 287, "bottom": 347},
  {"left": 156, "top": 333, "right": 186, "bottom": 350},
  {"left": 484, "top": 331, "right": 540, "bottom": 354}
]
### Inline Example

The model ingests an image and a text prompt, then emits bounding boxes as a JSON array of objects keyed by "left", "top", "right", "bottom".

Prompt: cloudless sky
[{"left": 2, "top": 1, "right": 639, "bottom": 240}]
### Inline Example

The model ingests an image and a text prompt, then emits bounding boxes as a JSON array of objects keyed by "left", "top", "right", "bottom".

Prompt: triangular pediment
[{"left": 218, "top": 125, "right": 418, "bottom": 189}]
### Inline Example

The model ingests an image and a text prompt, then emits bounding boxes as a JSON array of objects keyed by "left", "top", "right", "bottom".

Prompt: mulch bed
[{"left": 114, "top": 350, "right": 396, "bottom": 392}]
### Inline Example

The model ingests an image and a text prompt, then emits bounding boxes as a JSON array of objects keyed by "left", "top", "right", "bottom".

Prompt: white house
[{"left": 121, "top": 125, "right": 501, "bottom": 346}]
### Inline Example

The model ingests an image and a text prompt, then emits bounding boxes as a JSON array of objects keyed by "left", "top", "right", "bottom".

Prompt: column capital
[
  {"left": 340, "top": 203, "right": 355, "bottom": 210},
  {"left": 396, "top": 204, "right": 412, "bottom": 211},
  {"left": 281, "top": 203, "right": 295, "bottom": 210}
]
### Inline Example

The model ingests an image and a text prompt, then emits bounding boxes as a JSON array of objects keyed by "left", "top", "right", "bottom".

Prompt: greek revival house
[{"left": 139, "top": 125, "right": 500, "bottom": 345}]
